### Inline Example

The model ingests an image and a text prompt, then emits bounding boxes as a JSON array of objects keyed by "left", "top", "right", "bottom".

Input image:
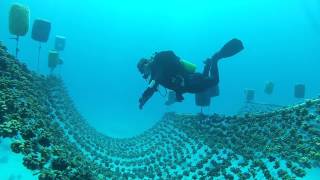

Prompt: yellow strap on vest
[{"left": 180, "top": 59, "right": 197, "bottom": 73}]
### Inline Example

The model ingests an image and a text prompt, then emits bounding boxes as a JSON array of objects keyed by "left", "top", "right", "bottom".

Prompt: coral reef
[{"left": 0, "top": 43, "right": 320, "bottom": 179}]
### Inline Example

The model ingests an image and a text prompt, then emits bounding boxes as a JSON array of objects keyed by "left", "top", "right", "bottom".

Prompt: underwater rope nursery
[{"left": 0, "top": 42, "right": 320, "bottom": 179}]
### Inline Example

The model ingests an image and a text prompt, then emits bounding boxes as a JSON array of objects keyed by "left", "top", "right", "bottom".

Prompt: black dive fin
[{"left": 218, "top": 38, "right": 244, "bottom": 59}]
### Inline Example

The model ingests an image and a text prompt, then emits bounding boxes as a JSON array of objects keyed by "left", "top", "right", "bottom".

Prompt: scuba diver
[{"left": 137, "top": 38, "right": 244, "bottom": 110}]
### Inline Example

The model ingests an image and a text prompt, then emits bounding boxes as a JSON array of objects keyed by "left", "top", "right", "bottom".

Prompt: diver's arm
[{"left": 139, "top": 80, "right": 158, "bottom": 109}]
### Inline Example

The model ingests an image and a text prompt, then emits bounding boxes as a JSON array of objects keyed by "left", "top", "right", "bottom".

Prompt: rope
[
  {"left": 10, "top": 36, "right": 20, "bottom": 58},
  {"left": 15, "top": 36, "right": 20, "bottom": 58},
  {"left": 37, "top": 43, "right": 42, "bottom": 72}
]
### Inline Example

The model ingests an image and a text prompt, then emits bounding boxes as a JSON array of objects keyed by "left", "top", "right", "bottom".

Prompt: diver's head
[{"left": 137, "top": 58, "right": 152, "bottom": 79}]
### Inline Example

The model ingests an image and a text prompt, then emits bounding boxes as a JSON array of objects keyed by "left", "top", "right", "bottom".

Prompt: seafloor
[{"left": 0, "top": 42, "right": 320, "bottom": 180}]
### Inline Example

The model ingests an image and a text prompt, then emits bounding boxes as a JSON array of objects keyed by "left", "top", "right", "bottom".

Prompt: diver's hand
[
  {"left": 139, "top": 97, "right": 145, "bottom": 110},
  {"left": 139, "top": 87, "right": 156, "bottom": 110},
  {"left": 175, "top": 93, "right": 184, "bottom": 102},
  {"left": 139, "top": 103, "right": 143, "bottom": 110}
]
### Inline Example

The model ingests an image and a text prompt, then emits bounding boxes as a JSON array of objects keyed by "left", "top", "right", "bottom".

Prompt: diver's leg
[
  {"left": 203, "top": 53, "right": 220, "bottom": 77},
  {"left": 210, "top": 59, "right": 220, "bottom": 86},
  {"left": 183, "top": 73, "right": 214, "bottom": 93},
  {"left": 202, "top": 59, "right": 220, "bottom": 84},
  {"left": 202, "top": 58, "right": 211, "bottom": 77}
]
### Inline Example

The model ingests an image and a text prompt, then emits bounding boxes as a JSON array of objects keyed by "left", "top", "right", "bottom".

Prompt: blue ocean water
[{"left": 0, "top": 0, "right": 319, "bottom": 179}]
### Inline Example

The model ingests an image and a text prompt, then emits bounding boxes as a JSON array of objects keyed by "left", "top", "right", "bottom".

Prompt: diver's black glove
[
  {"left": 139, "top": 87, "right": 157, "bottom": 110},
  {"left": 139, "top": 97, "right": 146, "bottom": 110}
]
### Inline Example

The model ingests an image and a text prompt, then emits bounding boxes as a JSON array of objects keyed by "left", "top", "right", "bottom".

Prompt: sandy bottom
[{"left": 0, "top": 138, "right": 35, "bottom": 180}]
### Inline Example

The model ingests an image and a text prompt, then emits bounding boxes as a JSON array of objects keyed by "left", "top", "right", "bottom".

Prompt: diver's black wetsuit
[{"left": 139, "top": 51, "right": 219, "bottom": 109}]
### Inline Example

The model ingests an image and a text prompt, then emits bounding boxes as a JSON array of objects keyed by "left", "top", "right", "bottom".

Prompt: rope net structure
[{"left": 1, "top": 43, "right": 320, "bottom": 179}]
